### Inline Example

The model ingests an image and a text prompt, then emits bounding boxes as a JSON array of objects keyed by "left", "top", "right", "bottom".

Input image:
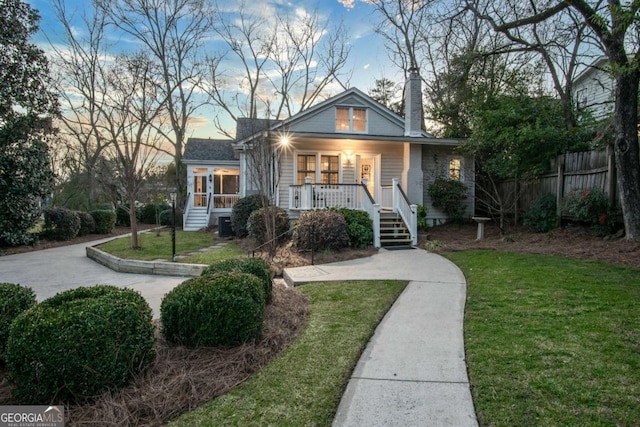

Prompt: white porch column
[{"left": 402, "top": 142, "right": 423, "bottom": 205}]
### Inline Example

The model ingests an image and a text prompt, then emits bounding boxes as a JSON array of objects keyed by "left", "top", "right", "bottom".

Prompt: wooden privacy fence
[{"left": 490, "top": 148, "right": 618, "bottom": 217}]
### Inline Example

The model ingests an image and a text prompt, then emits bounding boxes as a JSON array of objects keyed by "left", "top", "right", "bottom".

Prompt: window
[
  {"left": 448, "top": 157, "right": 462, "bottom": 181},
  {"left": 297, "top": 154, "right": 316, "bottom": 184},
  {"left": 213, "top": 170, "right": 239, "bottom": 194},
  {"left": 320, "top": 155, "right": 339, "bottom": 185},
  {"left": 296, "top": 153, "right": 341, "bottom": 185},
  {"left": 335, "top": 107, "right": 367, "bottom": 133},
  {"left": 576, "top": 88, "right": 587, "bottom": 109}
]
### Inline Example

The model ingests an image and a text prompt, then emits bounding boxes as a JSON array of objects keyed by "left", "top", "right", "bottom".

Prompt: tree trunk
[
  {"left": 129, "top": 197, "right": 140, "bottom": 249},
  {"left": 612, "top": 67, "right": 640, "bottom": 240}
]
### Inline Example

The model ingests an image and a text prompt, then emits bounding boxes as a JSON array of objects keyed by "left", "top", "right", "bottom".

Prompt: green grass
[
  {"left": 169, "top": 280, "right": 407, "bottom": 427},
  {"left": 178, "top": 244, "right": 245, "bottom": 264},
  {"left": 446, "top": 251, "right": 640, "bottom": 427},
  {"left": 97, "top": 229, "right": 242, "bottom": 262}
]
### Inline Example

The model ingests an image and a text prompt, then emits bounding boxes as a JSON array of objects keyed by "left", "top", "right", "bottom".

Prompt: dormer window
[{"left": 336, "top": 107, "right": 367, "bottom": 133}]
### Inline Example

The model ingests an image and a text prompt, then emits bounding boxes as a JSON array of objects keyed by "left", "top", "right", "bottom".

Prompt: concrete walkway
[
  {"left": 283, "top": 248, "right": 478, "bottom": 427},
  {"left": 0, "top": 237, "right": 185, "bottom": 318}
]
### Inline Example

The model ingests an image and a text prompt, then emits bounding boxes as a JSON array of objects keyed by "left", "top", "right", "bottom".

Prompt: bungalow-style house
[{"left": 183, "top": 69, "right": 474, "bottom": 246}]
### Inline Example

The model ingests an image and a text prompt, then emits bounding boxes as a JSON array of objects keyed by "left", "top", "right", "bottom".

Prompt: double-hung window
[
  {"left": 448, "top": 157, "right": 462, "bottom": 181},
  {"left": 335, "top": 107, "right": 367, "bottom": 133},
  {"left": 296, "top": 153, "right": 340, "bottom": 185}
]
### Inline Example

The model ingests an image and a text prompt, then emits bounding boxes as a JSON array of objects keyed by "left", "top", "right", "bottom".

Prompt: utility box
[{"left": 218, "top": 216, "right": 233, "bottom": 238}]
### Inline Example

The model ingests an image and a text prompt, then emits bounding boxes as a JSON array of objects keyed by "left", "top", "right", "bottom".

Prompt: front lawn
[
  {"left": 96, "top": 229, "right": 243, "bottom": 262},
  {"left": 170, "top": 280, "right": 407, "bottom": 426},
  {"left": 447, "top": 251, "right": 640, "bottom": 426}
]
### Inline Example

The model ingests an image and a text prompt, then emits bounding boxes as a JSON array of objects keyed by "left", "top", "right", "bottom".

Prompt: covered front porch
[{"left": 288, "top": 177, "right": 417, "bottom": 247}]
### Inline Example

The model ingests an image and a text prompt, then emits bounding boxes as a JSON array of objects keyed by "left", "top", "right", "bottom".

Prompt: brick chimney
[{"left": 404, "top": 68, "right": 423, "bottom": 137}]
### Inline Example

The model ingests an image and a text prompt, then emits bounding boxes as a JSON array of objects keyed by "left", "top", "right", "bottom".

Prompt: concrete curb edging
[{"left": 86, "top": 245, "right": 207, "bottom": 277}]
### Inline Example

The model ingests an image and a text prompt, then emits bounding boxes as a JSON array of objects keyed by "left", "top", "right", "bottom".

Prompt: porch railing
[
  {"left": 361, "top": 183, "right": 381, "bottom": 248},
  {"left": 392, "top": 178, "right": 418, "bottom": 245},
  {"left": 182, "top": 192, "right": 192, "bottom": 229},
  {"left": 289, "top": 178, "right": 362, "bottom": 210},
  {"left": 213, "top": 194, "right": 240, "bottom": 209}
]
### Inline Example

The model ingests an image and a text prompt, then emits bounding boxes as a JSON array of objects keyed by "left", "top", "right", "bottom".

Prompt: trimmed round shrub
[
  {"left": 161, "top": 272, "right": 265, "bottom": 347},
  {"left": 293, "top": 210, "right": 348, "bottom": 251},
  {"left": 159, "top": 208, "right": 183, "bottom": 227},
  {"left": 247, "top": 206, "right": 290, "bottom": 245},
  {"left": 42, "top": 207, "right": 81, "bottom": 241},
  {"left": 231, "top": 194, "right": 269, "bottom": 237},
  {"left": 332, "top": 208, "right": 373, "bottom": 248},
  {"left": 202, "top": 257, "right": 273, "bottom": 303},
  {"left": 5, "top": 285, "right": 155, "bottom": 404},
  {"left": 523, "top": 193, "right": 557, "bottom": 232},
  {"left": 140, "top": 202, "right": 171, "bottom": 224},
  {"left": 90, "top": 209, "right": 116, "bottom": 234},
  {"left": 0, "top": 283, "right": 37, "bottom": 361},
  {"left": 75, "top": 211, "right": 96, "bottom": 236}
]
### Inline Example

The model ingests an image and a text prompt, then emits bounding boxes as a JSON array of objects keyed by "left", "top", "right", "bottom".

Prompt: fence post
[
  {"left": 607, "top": 145, "right": 617, "bottom": 207},
  {"left": 556, "top": 153, "right": 565, "bottom": 227}
]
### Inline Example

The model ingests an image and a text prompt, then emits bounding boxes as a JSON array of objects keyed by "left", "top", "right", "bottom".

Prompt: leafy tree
[
  {"left": 368, "top": 78, "right": 402, "bottom": 114},
  {"left": 0, "top": 0, "right": 58, "bottom": 246}
]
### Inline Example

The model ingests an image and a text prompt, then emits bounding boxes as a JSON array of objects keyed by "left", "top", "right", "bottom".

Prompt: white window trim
[
  {"left": 335, "top": 106, "right": 368, "bottom": 134},
  {"left": 294, "top": 150, "right": 343, "bottom": 184}
]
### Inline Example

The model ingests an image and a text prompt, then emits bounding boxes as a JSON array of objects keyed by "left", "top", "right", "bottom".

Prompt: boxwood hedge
[
  {"left": 5, "top": 285, "right": 155, "bottom": 404},
  {"left": 202, "top": 257, "right": 273, "bottom": 303},
  {"left": 161, "top": 272, "right": 264, "bottom": 347},
  {"left": 0, "top": 283, "right": 37, "bottom": 361}
]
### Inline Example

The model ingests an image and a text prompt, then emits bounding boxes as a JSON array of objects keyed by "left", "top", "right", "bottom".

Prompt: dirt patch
[
  {"left": 424, "top": 223, "right": 640, "bottom": 270},
  {"left": 0, "top": 284, "right": 309, "bottom": 426}
]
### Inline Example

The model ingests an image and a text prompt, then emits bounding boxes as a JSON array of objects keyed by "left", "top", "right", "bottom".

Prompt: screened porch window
[{"left": 213, "top": 171, "right": 239, "bottom": 194}]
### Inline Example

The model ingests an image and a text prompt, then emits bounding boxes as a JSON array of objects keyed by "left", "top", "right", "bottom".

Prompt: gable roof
[
  {"left": 235, "top": 87, "right": 434, "bottom": 146},
  {"left": 183, "top": 138, "right": 237, "bottom": 163}
]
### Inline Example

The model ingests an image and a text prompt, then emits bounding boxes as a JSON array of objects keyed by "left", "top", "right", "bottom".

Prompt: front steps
[
  {"left": 379, "top": 214, "right": 413, "bottom": 247},
  {"left": 183, "top": 208, "right": 208, "bottom": 231}
]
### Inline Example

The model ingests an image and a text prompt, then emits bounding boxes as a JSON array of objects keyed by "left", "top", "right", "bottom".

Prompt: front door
[
  {"left": 193, "top": 168, "right": 208, "bottom": 207},
  {"left": 358, "top": 156, "right": 377, "bottom": 199}
]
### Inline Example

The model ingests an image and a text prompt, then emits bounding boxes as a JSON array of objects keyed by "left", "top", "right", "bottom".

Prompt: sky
[{"left": 25, "top": 0, "right": 400, "bottom": 140}]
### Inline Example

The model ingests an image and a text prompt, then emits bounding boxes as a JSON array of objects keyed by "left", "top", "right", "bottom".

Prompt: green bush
[
  {"left": 417, "top": 205, "right": 429, "bottom": 231},
  {"left": 247, "top": 206, "right": 290, "bottom": 245},
  {"left": 161, "top": 272, "right": 265, "bottom": 347},
  {"left": 427, "top": 178, "right": 468, "bottom": 223},
  {"left": 562, "top": 188, "right": 609, "bottom": 225},
  {"left": 42, "top": 207, "right": 81, "bottom": 241},
  {"left": 140, "top": 202, "right": 170, "bottom": 224},
  {"left": 5, "top": 285, "right": 155, "bottom": 404},
  {"left": 523, "top": 193, "right": 557, "bottom": 232},
  {"left": 90, "top": 209, "right": 116, "bottom": 234},
  {"left": 75, "top": 211, "right": 96, "bottom": 236},
  {"left": 331, "top": 208, "right": 373, "bottom": 248},
  {"left": 231, "top": 194, "right": 268, "bottom": 238},
  {"left": 159, "top": 208, "right": 183, "bottom": 227},
  {"left": 202, "top": 257, "right": 273, "bottom": 303},
  {"left": 293, "top": 210, "right": 349, "bottom": 251},
  {"left": 0, "top": 283, "right": 37, "bottom": 362}
]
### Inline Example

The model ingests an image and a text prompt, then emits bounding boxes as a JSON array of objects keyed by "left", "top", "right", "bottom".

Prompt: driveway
[{"left": 0, "top": 237, "right": 185, "bottom": 318}]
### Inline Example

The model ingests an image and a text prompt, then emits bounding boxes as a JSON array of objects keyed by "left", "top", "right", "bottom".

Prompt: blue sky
[{"left": 26, "top": 0, "right": 400, "bottom": 139}]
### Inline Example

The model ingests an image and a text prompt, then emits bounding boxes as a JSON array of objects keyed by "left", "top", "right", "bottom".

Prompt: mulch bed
[{"left": 0, "top": 284, "right": 309, "bottom": 426}]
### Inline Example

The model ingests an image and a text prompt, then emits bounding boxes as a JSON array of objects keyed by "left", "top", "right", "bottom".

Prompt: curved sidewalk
[
  {"left": 0, "top": 237, "right": 184, "bottom": 318},
  {"left": 283, "top": 248, "right": 478, "bottom": 427}
]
